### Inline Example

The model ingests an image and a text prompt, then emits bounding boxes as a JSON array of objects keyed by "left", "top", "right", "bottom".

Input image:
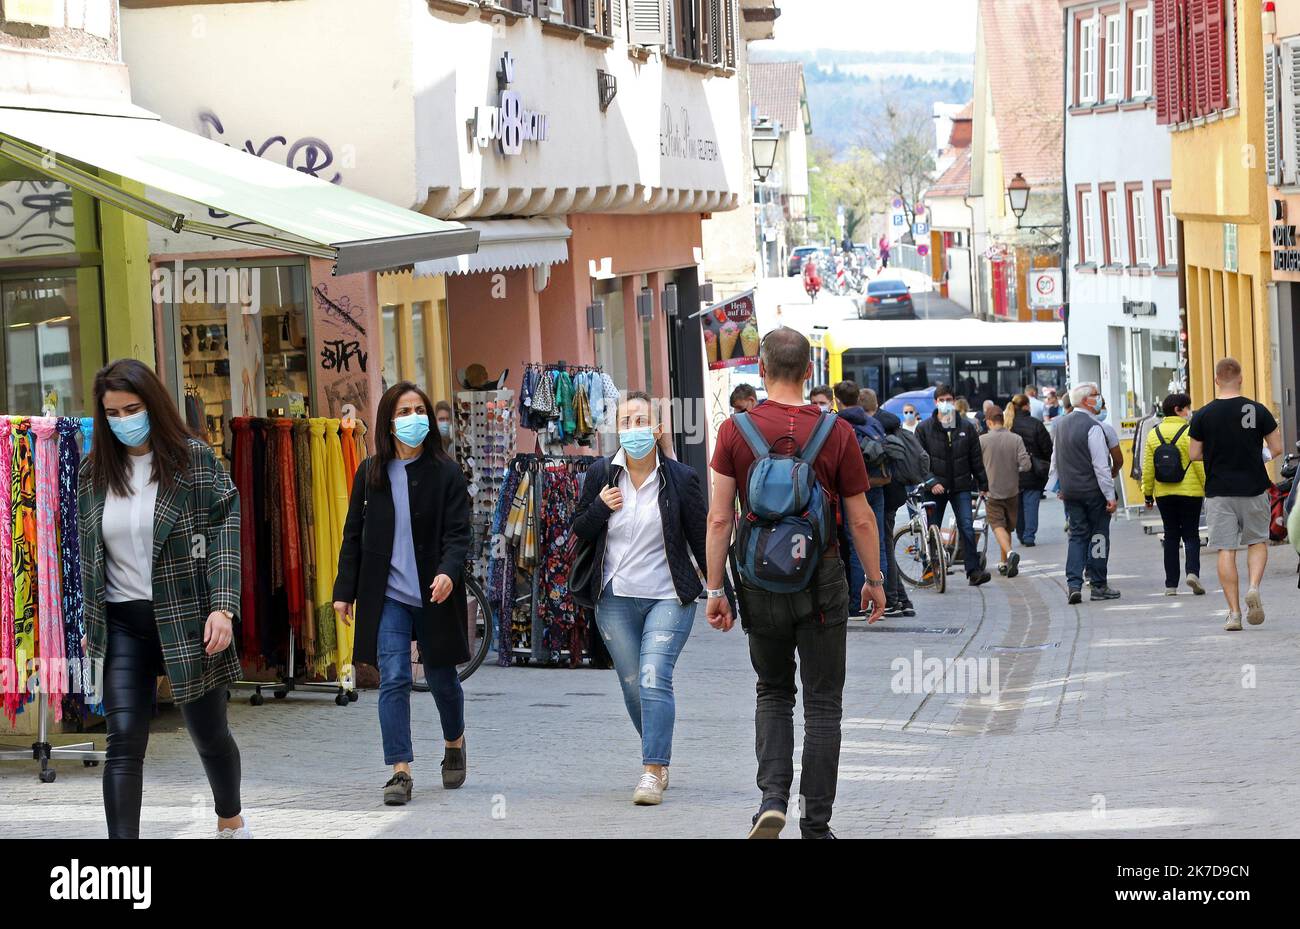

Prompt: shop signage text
[
  {"left": 660, "top": 105, "right": 719, "bottom": 162},
  {"left": 1272, "top": 224, "right": 1300, "bottom": 272},
  {"left": 472, "top": 52, "right": 550, "bottom": 156}
]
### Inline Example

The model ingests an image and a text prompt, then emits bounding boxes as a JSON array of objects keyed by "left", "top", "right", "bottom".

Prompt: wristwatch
[
  {"left": 706, "top": 588, "right": 727, "bottom": 599},
  {"left": 862, "top": 574, "right": 885, "bottom": 589}
]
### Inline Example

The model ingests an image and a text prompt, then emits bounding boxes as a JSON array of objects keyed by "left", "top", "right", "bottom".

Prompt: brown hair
[
  {"left": 833, "top": 380, "right": 860, "bottom": 409},
  {"left": 369, "top": 381, "right": 449, "bottom": 488},
  {"left": 1214, "top": 357, "right": 1242, "bottom": 383},
  {"left": 88, "top": 358, "right": 198, "bottom": 498}
]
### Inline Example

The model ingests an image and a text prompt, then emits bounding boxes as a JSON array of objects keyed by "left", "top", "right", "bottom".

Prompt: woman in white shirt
[
  {"left": 79, "top": 359, "right": 246, "bottom": 839},
  {"left": 571, "top": 392, "right": 714, "bottom": 806}
]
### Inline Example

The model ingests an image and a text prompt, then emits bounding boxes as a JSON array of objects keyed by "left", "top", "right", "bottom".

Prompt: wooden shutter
[
  {"left": 1154, "top": 0, "right": 1171, "bottom": 123},
  {"left": 1189, "top": 0, "right": 1208, "bottom": 117},
  {"left": 1171, "top": 0, "right": 1188, "bottom": 122},
  {"left": 628, "top": 0, "right": 666, "bottom": 45},
  {"left": 725, "top": 0, "right": 738, "bottom": 68},
  {"left": 1283, "top": 38, "right": 1300, "bottom": 186},
  {"left": 708, "top": 0, "right": 723, "bottom": 64},
  {"left": 1204, "top": 0, "right": 1226, "bottom": 111},
  {"left": 609, "top": 0, "right": 624, "bottom": 41},
  {"left": 1266, "top": 43, "right": 1282, "bottom": 184}
]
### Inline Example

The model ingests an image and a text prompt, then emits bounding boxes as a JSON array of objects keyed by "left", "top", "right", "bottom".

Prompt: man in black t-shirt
[{"left": 1188, "top": 357, "right": 1284, "bottom": 632}]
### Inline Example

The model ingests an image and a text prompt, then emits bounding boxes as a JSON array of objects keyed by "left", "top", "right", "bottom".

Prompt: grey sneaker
[
  {"left": 1164, "top": 588, "right": 1178, "bottom": 596},
  {"left": 216, "top": 815, "right": 252, "bottom": 839},
  {"left": 747, "top": 804, "right": 787, "bottom": 839},
  {"left": 1187, "top": 574, "right": 1205, "bottom": 595},
  {"left": 1245, "top": 588, "right": 1265, "bottom": 625},
  {"left": 1090, "top": 586, "right": 1121, "bottom": 601},
  {"left": 383, "top": 771, "right": 413, "bottom": 806},
  {"left": 442, "top": 741, "right": 467, "bottom": 789},
  {"left": 1005, "top": 551, "right": 1020, "bottom": 579},
  {"left": 632, "top": 771, "right": 665, "bottom": 806},
  {"left": 1224, "top": 613, "right": 1243, "bottom": 632}
]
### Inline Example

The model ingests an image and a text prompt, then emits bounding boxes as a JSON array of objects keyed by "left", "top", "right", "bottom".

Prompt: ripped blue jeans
[{"left": 594, "top": 583, "right": 697, "bottom": 766}]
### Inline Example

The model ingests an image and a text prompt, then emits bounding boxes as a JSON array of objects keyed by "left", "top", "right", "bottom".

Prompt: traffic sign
[
  {"left": 917, "top": 244, "right": 930, "bottom": 257},
  {"left": 913, "top": 221, "right": 930, "bottom": 237},
  {"left": 892, "top": 214, "right": 905, "bottom": 226}
]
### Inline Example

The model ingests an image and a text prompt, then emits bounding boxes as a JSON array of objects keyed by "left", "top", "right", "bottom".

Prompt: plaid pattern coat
[{"left": 79, "top": 438, "right": 241, "bottom": 705}]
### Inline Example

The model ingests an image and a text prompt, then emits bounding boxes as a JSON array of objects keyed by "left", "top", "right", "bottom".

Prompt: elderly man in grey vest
[{"left": 1047, "top": 383, "right": 1122, "bottom": 604}]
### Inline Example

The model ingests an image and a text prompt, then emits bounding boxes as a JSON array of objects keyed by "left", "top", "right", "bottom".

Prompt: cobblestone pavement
[{"left": 5, "top": 500, "right": 1299, "bottom": 838}]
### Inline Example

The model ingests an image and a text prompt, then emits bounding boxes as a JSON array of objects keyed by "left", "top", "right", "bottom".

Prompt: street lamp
[
  {"left": 751, "top": 118, "right": 782, "bottom": 183},
  {"left": 1007, "top": 172, "right": 1030, "bottom": 227}
]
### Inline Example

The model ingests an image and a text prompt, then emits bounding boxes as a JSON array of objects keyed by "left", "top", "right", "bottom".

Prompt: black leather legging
[{"left": 102, "top": 601, "right": 242, "bottom": 839}]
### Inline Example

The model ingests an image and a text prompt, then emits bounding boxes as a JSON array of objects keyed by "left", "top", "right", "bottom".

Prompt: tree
[
  {"left": 810, "top": 139, "right": 887, "bottom": 244},
  {"left": 863, "top": 102, "right": 935, "bottom": 244}
]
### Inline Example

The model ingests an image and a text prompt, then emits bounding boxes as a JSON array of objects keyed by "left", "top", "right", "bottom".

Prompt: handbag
[{"left": 566, "top": 463, "right": 618, "bottom": 610}]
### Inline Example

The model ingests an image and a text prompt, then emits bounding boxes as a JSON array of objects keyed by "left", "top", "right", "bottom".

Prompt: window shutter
[
  {"left": 1205, "top": 0, "right": 1226, "bottom": 111},
  {"left": 1189, "top": 0, "right": 1208, "bottom": 117},
  {"left": 725, "top": 0, "right": 738, "bottom": 68},
  {"left": 1283, "top": 38, "right": 1300, "bottom": 187},
  {"left": 1154, "top": 0, "right": 1171, "bottom": 123},
  {"left": 1266, "top": 43, "right": 1282, "bottom": 185},
  {"left": 628, "top": 0, "right": 666, "bottom": 45}
]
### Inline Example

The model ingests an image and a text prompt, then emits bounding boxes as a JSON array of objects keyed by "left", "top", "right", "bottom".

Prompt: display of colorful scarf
[
  {"left": 487, "top": 465, "right": 522, "bottom": 667},
  {"left": 292, "top": 421, "right": 318, "bottom": 670},
  {"left": 273, "top": 420, "right": 304, "bottom": 634},
  {"left": 30, "top": 418, "right": 66, "bottom": 718},
  {"left": 307, "top": 418, "right": 338, "bottom": 678},
  {"left": 10, "top": 418, "right": 38, "bottom": 702},
  {"left": 340, "top": 420, "right": 359, "bottom": 496},
  {"left": 538, "top": 465, "right": 581, "bottom": 667},
  {"left": 79, "top": 417, "right": 93, "bottom": 455},
  {"left": 0, "top": 418, "right": 15, "bottom": 723},
  {"left": 230, "top": 417, "right": 260, "bottom": 661},
  {"left": 57, "top": 418, "right": 89, "bottom": 717},
  {"left": 321, "top": 418, "right": 353, "bottom": 682}
]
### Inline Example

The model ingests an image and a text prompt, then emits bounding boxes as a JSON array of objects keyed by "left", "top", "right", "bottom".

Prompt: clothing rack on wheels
[
  {"left": 223, "top": 415, "right": 366, "bottom": 707},
  {"left": 487, "top": 450, "right": 597, "bottom": 668},
  {"left": 0, "top": 414, "right": 106, "bottom": 782}
]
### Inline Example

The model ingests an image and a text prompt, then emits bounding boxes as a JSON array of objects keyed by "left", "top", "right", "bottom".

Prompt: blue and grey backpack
[{"left": 733, "top": 410, "right": 838, "bottom": 594}]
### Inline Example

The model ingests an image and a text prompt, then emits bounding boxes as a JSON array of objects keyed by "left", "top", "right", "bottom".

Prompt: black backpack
[{"left": 1152, "top": 422, "right": 1189, "bottom": 484}]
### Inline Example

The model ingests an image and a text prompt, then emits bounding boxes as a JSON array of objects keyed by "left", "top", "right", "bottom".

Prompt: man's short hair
[
  {"left": 729, "top": 383, "right": 757, "bottom": 409},
  {"left": 1162, "top": 392, "right": 1192, "bottom": 417},
  {"left": 933, "top": 383, "right": 954, "bottom": 400},
  {"left": 1025, "top": 385, "right": 1038, "bottom": 396},
  {"left": 760, "top": 327, "right": 812, "bottom": 384},
  {"left": 809, "top": 384, "right": 833, "bottom": 403},
  {"left": 987, "top": 408, "right": 1005, "bottom": 426},
  {"left": 982, "top": 399, "right": 997, "bottom": 413},
  {"left": 1069, "top": 382, "right": 1099, "bottom": 408},
  {"left": 834, "top": 380, "right": 860, "bottom": 409},
  {"left": 859, "top": 387, "right": 879, "bottom": 412},
  {"left": 1214, "top": 357, "right": 1243, "bottom": 384}
]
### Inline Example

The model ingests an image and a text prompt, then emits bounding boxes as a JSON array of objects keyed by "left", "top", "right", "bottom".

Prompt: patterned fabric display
[
  {"left": 31, "top": 418, "right": 66, "bottom": 718},
  {"left": 538, "top": 465, "right": 581, "bottom": 667},
  {"left": 57, "top": 418, "right": 89, "bottom": 717},
  {"left": 0, "top": 418, "right": 15, "bottom": 723},
  {"left": 11, "top": 419, "right": 38, "bottom": 703}
]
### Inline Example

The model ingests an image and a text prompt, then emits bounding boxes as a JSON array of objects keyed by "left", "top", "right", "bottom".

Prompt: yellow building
[{"left": 1167, "top": 0, "right": 1272, "bottom": 410}]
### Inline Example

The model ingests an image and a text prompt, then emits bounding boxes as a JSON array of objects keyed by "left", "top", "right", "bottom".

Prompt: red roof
[
  {"left": 979, "top": 0, "right": 1063, "bottom": 187},
  {"left": 928, "top": 149, "right": 973, "bottom": 199},
  {"left": 749, "top": 61, "right": 808, "bottom": 133}
]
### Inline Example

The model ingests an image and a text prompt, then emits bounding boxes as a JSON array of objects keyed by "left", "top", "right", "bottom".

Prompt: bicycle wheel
[
  {"left": 928, "top": 526, "right": 947, "bottom": 594},
  {"left": 412, "top": 575, "right": 495, "bottom": 690},
  {"left": 892, "top": 524, "right": 932, "bottom": 589}
]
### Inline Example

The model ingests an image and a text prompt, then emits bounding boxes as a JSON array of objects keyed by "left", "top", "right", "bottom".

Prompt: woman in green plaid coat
[{"left": 79, "top": 359, "right": 249, "bottom": 839}]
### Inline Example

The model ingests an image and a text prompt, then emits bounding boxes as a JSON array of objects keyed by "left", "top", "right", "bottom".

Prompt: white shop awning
[
  {"left": 0, "top": 103, "right": 479, "bottom": 275},
  {"left": 409, "top": 218, "right": 571, "bottom": 277}
]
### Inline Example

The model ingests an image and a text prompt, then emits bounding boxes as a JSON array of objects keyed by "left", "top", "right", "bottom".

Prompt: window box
[
  {"left": 541, "top": 20, "right": 588, "bottom": 39},
  {"left": 664, "top": 54, "right": 693, "bottom": 70},
  {"left": 1074, "top": 263, "right": 1099, "bottom": 273}
]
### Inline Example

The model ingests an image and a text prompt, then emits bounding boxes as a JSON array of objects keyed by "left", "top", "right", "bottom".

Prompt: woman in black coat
[
  {"left": 1007, "top": 394, "right": 1053, "bottom": 546},
  {"left": 334, "top": 381, "right": 471, "bottom": 806}
]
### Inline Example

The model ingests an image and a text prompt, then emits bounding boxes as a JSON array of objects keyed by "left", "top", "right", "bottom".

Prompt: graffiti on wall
[
  {"left": 312, "top": 283, "right": 367, "bottom": 337},
  {"left": 310, "top": 273, "right": 375, "bottom": 421},
  {"left": 0, "top": 181, "right": 76, "bottom": 257}
]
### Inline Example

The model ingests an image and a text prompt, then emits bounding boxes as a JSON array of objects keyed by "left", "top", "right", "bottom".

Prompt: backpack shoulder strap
[
  {"left": 732, "top": 411, "right": 771, "bottom": 459},
  {"left": 1170, "top": 422, "right": 1189, "bottom": 444},
  {"left": 799, "top": 410, "right": 838, "bottom": 464}
]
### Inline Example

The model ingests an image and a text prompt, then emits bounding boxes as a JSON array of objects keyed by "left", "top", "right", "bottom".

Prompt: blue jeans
[
  {"left": 1064, "top": 495, "right": 1111, "bottom": 590},
  {"left": 930, "top": 489, "right": 980, "bottom": 575},
  {"left": 843, "top": 488, "right": 887, "bottom": 613},
  {"left": 1017, "top": 487, "right": 1041, "bottom": 543},
  {"left": 377, "top": 597, "right": 465, "bottom": 765},
  {"left": 595, "top": 584, "right": 696, "bottom": 766}
]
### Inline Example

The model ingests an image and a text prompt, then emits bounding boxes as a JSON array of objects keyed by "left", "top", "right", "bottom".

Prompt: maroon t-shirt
[{"left": 711, "top": 400, "right": 870, "bottom": 554}]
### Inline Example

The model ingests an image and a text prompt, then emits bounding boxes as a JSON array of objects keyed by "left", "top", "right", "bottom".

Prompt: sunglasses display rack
[{"left": 454, "top": 389, "right": 518, "bottom": 591}]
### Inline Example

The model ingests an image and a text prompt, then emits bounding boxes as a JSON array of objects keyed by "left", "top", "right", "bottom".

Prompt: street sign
[
  {"left": 915, "top": 203, "right": 926, "bottom": 216},
  {"left": 917, "top": 244, "right": 930, "bottom": 257},
  {"left": 892, "top": 214, "right": 905, "bottom": 226},
  {"left": 892, "top": 197, "right": 904, "bottom": 209},
  {"left": 913, "top": 221, "right": 929, "bottom": 237},
  {"left": 1028, "top": 268, "right": 1062, "bottom": 309}
]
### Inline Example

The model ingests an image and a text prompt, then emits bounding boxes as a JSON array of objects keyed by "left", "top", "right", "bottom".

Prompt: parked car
[
  {"left": 787, "top": 245, "right": 820, "bottom": 276},
  {"left": 858, "top": 279, "right": 916, "bottom": 320}
]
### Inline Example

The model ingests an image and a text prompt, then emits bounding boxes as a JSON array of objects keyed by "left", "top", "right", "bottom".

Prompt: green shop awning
[{"left": 0, "top": 104, "right": 478, "bottom": 275}]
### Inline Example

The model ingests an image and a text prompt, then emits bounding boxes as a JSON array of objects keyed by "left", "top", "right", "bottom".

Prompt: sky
[{"left": 758, "top": 0, "right": 978, "bottom": 55}]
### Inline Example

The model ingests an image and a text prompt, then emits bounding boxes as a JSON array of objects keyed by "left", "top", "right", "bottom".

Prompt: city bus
[{"left": 810, "top": 318, "right": 1067, "bottom": 409}]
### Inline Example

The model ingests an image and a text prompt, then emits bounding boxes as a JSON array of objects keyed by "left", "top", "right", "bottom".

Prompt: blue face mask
[
  {"left": 619, "top": 427, "right": 656, "bottom": 460},
  {"left": 393, "top": 413, "right": 430, "bottom": 448},
  {"left": 904, "top": 412, "right": 917, "bottom": 423},
  {"left": 936, "top": 401, "right": 955, "bottom": 415},
  {"left": 108, "top": 410, "right": 151, "bottom": 448},
  {"left": 437, "top": 421, "right": 452, "bottom": 438}
]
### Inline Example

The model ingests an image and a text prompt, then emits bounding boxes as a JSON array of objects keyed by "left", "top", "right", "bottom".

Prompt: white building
[
  {"left": 748, "top": 60, "right": 811, "bottom": 275},
  {"left": 1063, "top": 0, "right": 1182, "bottom": 419}
]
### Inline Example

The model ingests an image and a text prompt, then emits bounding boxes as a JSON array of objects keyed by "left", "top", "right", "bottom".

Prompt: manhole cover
[
  {"left": 984, "top": 642, "right": 1059, "bottom": 652},
  {"left": 856, "top": 626, "right": 965, "bottom": 635}
]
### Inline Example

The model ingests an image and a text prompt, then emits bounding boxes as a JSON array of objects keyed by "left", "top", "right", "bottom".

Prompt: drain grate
[
  {"left": 855, "top": 626, "right": 965, "bottom": 635},
  {"left": 563, "top": 692, "right": 606, "bottom": 697},
  {"left": 529, "top": 703, "right": 571, "bottom": 708},
  {"left": 984, "top": 642, "right": 1059, "bottom": 652}
]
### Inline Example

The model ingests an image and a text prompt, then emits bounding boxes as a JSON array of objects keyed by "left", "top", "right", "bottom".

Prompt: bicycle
[
  {"left": 412, "top": 572, "right": 494, "bottom": 688},
  {"left": 891, "top": 484, "right": 948, "bottom": 592},
  {"left": 937, "top": 493, "right": 990, "bottom": 575}
]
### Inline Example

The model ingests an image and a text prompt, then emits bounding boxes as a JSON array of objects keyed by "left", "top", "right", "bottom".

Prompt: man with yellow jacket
[{"left": 1142, "top": 393, "right": 1207, "bottom": 596}]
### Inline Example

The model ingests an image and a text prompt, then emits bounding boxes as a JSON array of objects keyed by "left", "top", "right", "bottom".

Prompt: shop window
[
  {"left": 1078, "top": 14, "right": 1098, "bottom": 105},
  {"left": 411, "top": 301, "right": 431, "bottom": 389},
  {"left": 1131, "top": 4, "right": 1152, "bottom": 98},
  {"left": 381, "top": 304, "right": 400, "bottom": 390},
  {"left": 593, "top": 277, "right": 628, "bottom": 392},
  {"left": 170, "top": 262, "right": 310, "bottom": 459},
  {"left": 1, "top": 275, "right": 90, "bottom": 415}
]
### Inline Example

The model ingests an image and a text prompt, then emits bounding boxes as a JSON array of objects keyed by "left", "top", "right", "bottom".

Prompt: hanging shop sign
[
  {"left": 472, "top": 52, "right": 550, "bottom": 156},
  {"left": 1028, "top": 268, "right": 1062, "bottom": 309},
  {"left": 693, "top": 289, "right": 759, "bottom": 370},
  {"left": 1272, "top": 223, "right": 1300, "bottom": 272}
]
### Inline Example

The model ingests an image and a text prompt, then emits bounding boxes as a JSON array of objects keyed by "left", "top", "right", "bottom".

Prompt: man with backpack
[
  {"left": 705, "top": 327, "right": 886, "bottom": 840},
  {"left": 1141, "top": 392, "right": 1206, "bottom": 597},
  {"left": 915, "top": 384, "right": 992, "bottom": 586},
  {"left": 834, "top": 380, "right": 889, "bottom": 616}
]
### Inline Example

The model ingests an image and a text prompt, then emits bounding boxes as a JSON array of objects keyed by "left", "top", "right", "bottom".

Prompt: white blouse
[
  {"left": 102, "top": 451, "right": 158, "bottom": 603},
  {"left": 601, "top": 448, "right": 676, "bottom": 600}
]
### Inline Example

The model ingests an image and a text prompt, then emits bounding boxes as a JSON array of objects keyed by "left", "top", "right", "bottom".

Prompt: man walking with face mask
[
  {"left": 1048, "top": 383, "right": 1121, "bottom": 604},
  {"left": 915, "top": 384, "right": 992, "bottom": 586}
]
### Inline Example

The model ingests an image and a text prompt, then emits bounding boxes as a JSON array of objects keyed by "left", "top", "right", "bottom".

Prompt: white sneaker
[
  {"left": 632, "top": 771, "right": 665, "bottom": 806},
  {"left": 661, "top": 768, "right": 669, "bottom": 790},
  {"left": 1164, "top": 588, "right": 1177, "bottom": 596},
  {"left": 1187, "top": 574, "right": 1205, "bottom": 595},
  {"left": 1224, "top": 613, "right": 1243, "bottom": 632},
  {"left": 1245, "top": 588, "right": 1265, "bottom": 626},
  {"left": 217, "top": 815, "right": 252, "bottom": 839}
]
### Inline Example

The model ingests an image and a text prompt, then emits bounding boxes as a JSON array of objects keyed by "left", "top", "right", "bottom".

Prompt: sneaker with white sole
[
  {"left": 1164, "top": 588, "right": 1177, "bottom": 596},
  {"left": 632, "top": 771, "right": 665, "bottom": 806},
  {"left": 1224, "top": 613, "right": 1243, "bottom": 632},
  {"left": 1245, "top": 588, "right": 1265, "bottom": 625},
  {"left": 1187, "top": 574, "right": 1205, "bottom": 595},
  {"left": 217, "top": 815, "right": 252, "bottom": 839}
]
